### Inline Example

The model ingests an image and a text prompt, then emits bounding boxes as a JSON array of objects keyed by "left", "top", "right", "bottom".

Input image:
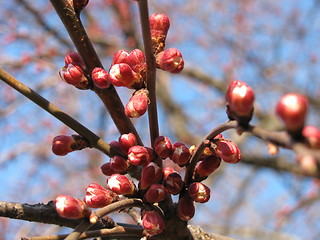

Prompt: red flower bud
[
  {"left": 154, "top": 136, "right": 173, "bottom": 159},
  {"left": 171, "top": 142, "right": 191, "bottom": 166},
  {"left": 226, "top": 80, "right": 255, "bottom": 123},
  {"left": 149, "top": 13, "right": 170, "bottom": 53},
  {"left": 118, "top": 133, "right": 137, "bottom": 153},
  {"left": 110, "top": 156, "right": 129, "bottom": 174},
  {"left": 188, "top": 182, "right": 211, "bottom": 203},
  {"left": 109, "top": 63, "right": 139, "bottom": 88},
  {"left": 163, "top": 172, "right": 184, "bottom": 195},
  {"left": 112, "top": 50, "right": 129, "bottom": 65},
  {"left": 139, "top": 162, "right": 163, "bottom": 190},
  {"left": 127, "top": 145, "right": 154, "bottom": 166},
  {"left": 52, "top": 135, "right": 89, "bottom": 156},
  {"left": 125, "top": 89, "right": 149, "bottom": 118},
  {"left": 276, "top": 93, "right": 309, "bottom": 134},
  {"left": 215, "top": 140, "right": 241, "bottom": 164},
  {"left": 144, "top": 184, "right": 168, "bottom": 203},
  {"left": 91, "top": 67, "right": 110, "bottom": 89},
  {"left": 64, "top": 52, "right": 85, "bottom": 69},
  {"left": 156, "top": 48, "right": 184, "bottom": 73},
  {"left": 194, "top": 156, "right": 221, "bottom": 181},
  {"left": 303, "top": 126, "right": 320, "bottom": 149},
  {"left": 59, "top": 63, "right": 89, "bottom": 89},
  {"left": 55, "top": 195, "right": 90, "bottom": 219},
  {"left": 84, "top": 183, "right": 118, "bottom": 208},
  {"left": 142, "top": 210, "right": 165, "bottom": 236},
  {"left": 107, "top": 174, "right": 136, "bottom": 196},
  {"left": 100, "top": 162, "right": 116, "bottom": 176},
  {"left": 124, "top": 49, "right": 146, "bottom": 75},
  {"left": 177, "top": 196, "right": 195, "bottom": 221}
]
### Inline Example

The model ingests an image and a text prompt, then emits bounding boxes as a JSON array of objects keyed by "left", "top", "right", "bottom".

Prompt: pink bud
[
  {"left": 276, "top": 93, "right": 309, "bottom": 133},
  {"left": 302, "top": 126, "right": 320, "bottom": 149},
  {"left": 52, "top": 135, "right": 75, "bottom": 156},
  {"left": 154, "top": 136, "right": 173, "bottom": 159},
  {"left": 188, "top": 182, "right": 211, "bottom": 203},
  {"left": 149, "top": 13, "right": 170, "bottom": 53},
  {"left": 109, "top": 156, "right": 129, "bottom": 174},
  {"left": 171, "top": 142, "right": 191, "bottom": 166},
  {"left": 112, "top": 50, "right": 129, "bottom": 65},
  {"left": 109, "top": 63, "right": 139, "bottom": 88},
  {"left": 107, "top": 174, "right": 136, "bottom": 196},
  {"left": 84, "top": 183, "right": 118, "bottom": 208},
  {"left": 142, "top": 210, "right": 165, "bottom": 236},
  {"left": 226, "top": 80, "right": 255, "bottom": 121},
  {"left": 55, "top": 195, "right": 90, "bottom": 219},
  {"left": 194, "top": 156, "right": 221, "bottom": 181},
  {"left": 91, "top": 67, "right": 110, "bottom": 89},
  {"left": 124, "top": 49, "right": 146, "bottom": 74},
  {"left": 163, "top": 171, "right": 184, "bottom": 195},
  {"left": 215, "top": 140, "right": 241, "bottom": 164},
  {"left": 64, "top": 51, "right": 85, "bottom": 69},
  {"left": 139, "top": 162, "right": 163, "bottom": 190},
  {"left": 125, "top": 89, "right": 149, "bottom": 118},
  {"left": 118, "top": 133, "right": 137, "bottom": 153},
  {"left": 177, "top": 196, "right": 195, "bottom": 221},
  {"left": 156, "top": 48, "right": 184, "bottom": 73},
  {"left": 59, "top": 63, "right": 89, "bottom": 89},
  {"left": 127, "top": 145, "right": 154, "bottom": 166},
  {"left": 100, "top": 162, "right": 116, "bottom": 176},
  {"left": 144, "top": 184, "right": 168, "bottom": 203}
]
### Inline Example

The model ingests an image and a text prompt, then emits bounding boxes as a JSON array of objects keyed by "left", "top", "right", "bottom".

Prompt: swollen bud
[
  {"left": 144, "top": 184, "right": 168, "bottom": 203},
  {"left": 106, "top": 174, "right": 136, "bottom": 196},
  {"left": 52, "top": 135, "right": 89, "bottom": 156},
  {"left": 139, "top": 162, "right": 163, "bottom": 190},
  {"left": 141, "top": 210, "right": 165, "bottom": 236},
  {"left": 109, "top": 63, "right": 139, "bottom": 88},
  {"left": 118, "top": 133, "right": 137, "bottom": 153},
  {"left": 149, "top": 13, "right": 170, "bottom": 54},
  {"left": 154, "top": 136, "right": 173, "bottom": 159},
  {"left": 177, "top": 196, "right": 195, "bottom": 221},
  {"left": 163, "top": 171, "right": 184, "bottom": 195},
  {"left": 100, "top": 162, "right": 116, "bottom": 176},
  {"left": 188, "top": 182, "right": 211, "bottom": 203},
  {"left": 194, "top": 156, "right": 221, "bottom": 181},
  {"left": 91, "top": 67, "right": 110, "bottom": 89},
  {"left": 84, "top": 183, "right": 118, "bottom": 208},
  {"left": 55, "top": 195, "right": 91, "bottom": 219},
  {"left": 171, "top": 142, "right": 191, "bottom": 166},
  {"left": 125, "top": 89, "right": 150, "bottom": 118},
  {"left": 109, "top": 156, "right": 129, "bottom": 174},
  {"left": 302, "top": 126, "right": 320, "bottom": 149},
  {"left": 59, "top": 63, "right": 89, "bottom": 89},
  {"left": 127, "top": 145, "right": 154, "bottom": 166},
  {"left": 156, "top": 48, "right": 184, "bottom": 73},
  {"left": 215, "top": 140, "right": 241, "bottom": 164},
  {"left": 64, "top": 52, "right": 85, "bottom": 70}
]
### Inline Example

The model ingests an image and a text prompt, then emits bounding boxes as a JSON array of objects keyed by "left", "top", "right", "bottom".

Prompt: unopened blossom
[
  {"left": 188, "top": 182, "right": 211, "bottom": 203},
  {"left": 91, "top": 67, "right": 110, "bottom": 89},
  {"left": 55, "top": 195, "right": 90, "bottom": 219},
  {"left": 163, "top": 171, "right": 184, "bottom": 195},
  {"left": 118, "top": 133, "right": 137, "bottom": 153},
  {"left": 177, "top": 196, "right": 195, "bottom": 221},
  {"left": 139, "top": 162, "right": 163, "bottom": 190},
  {"left": 171, "top": 142, "right": 191, "bottom": 166},
  {"left": 154, "top": 136, "right": 173, "bottom": 159},
  {"left": 302, "top": 126, "right": 320, "bottom": 149},
  {"left": 125, "top": 89, "right": 149, "bottom": 118},
  {"left": 59, "top": 63, "right": 89, "bottom": 89},
  {"left": 149, "top": 13, "right": 170, "bottom": 53},
  {"left": 156, "top": 48, "right": 184, "bottom": 73},
  {"left": 141, "top": 210, "right": 165, "bottom": 236},
  {"left": 144, "top": 184, "right": 168, "bottom": 203},
  {"left": 109, "top": 63, "right": 139, "bottom": 88},
  {"left": 100, "top": 162, "right": 116, "bottom": 176},
  {"left": 52, "top": 135, "right": 89, "bottom": 156},
  {"left": 64, "top": 51, "right": 85, "bottom": 69},
  {"left": 106, "top": 174, "right": 136, "bottom": 196},
  {"left": 109, "top": 156, "right": 129, "bottom": 174},
  {"left": 215, "top": 139, "right": 241, "bottom": 164},
  {"left": 194, "top": 156, "right": 221, "bottom": 181},
  {"left": 84, "top": 183, "right": 118, "bottom": 208},
  {"left": 127, "top": 145, "right": 154, "bottom": 166}
]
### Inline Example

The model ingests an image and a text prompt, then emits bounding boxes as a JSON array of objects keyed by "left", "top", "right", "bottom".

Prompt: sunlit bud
[
  {"left": 91, "top": 67, "right": 110, "bottom": 89},
  {"left": 144, "top": 184, "right": 168, "bottom": 203},
  {"left": 194, "top": 156, "right": 221, "bottom": 181},
  {"left": 276, "top": 93, "right": 308, "bottom": 134},
  {"left": 296, "top": 155, "right": 318, "bottom": 174},
  {"left": 171, "top": 142, "right": 191, "bottom": 166},
  {"left": 163, "top": 167, "right": 175, "bottom": 178},
  {"left": 303, "top": 126, "right": 320, "bottom": 149},
  {"left": 156, "top": 48, "right": 184, "bottom": 73},
  {"left": 154, "top": 136, "right": 173, "bottom": 159},
  {"left": 128, "top": 145, "right": 154, "bottom": 166},
  {"left": 110, "top": 156, "right": 129, "bottom": 174},
  {"left": 84, "top": 183, "right": 118, "bottom": 208},
  {"left": 163, "top": 172, "right": 184, "bottom": 195},
  {"left": 139, "top": 162, "right": 163, "bottom": 190},
  {"left": 107, "top": 174, "right": 136, "bottom": 196},
  {"left": 59, "top": 63, "right": 89, "bottom": 89},
  {"left": 188, "top": 182, "right": 211, "bottom": 203},
  {"left": 226, "top": 80, "right": 255, "bottom": 124},
  {"left": 112, "top": 50, "right": 129, "bottom": 65},
  {"left": 118, "top": 133, "right": 137, "bottom": 153},
  {"left": 125, "top": 49, "right": 146, "bottom": 74},
  {"left": 214, "top": 134, "right": 224, "bottom": 139},
  {"left": 125, "top": 89, "right": 149, "bottom": 118},
  {"left": 215, "top": 140, "right": 241, "bottom": 164},
  {"left": 142, "top": 210, "right": 165, "bottom": 236},
  {"left": 55, "top": 195, "right": 90, "bottom": 219},
  {"left": 100, "top": 162, "right": 116, "bottom": 176},
  {"left": 64, "top": 52, "right": 85, "bottom": 69},
  {"left": 149, "top": 13, "right": 170, "bottom": 54},
  {"left": 52, "top": 135, "right": 89, "bottom": 156},
  {"left": 177, "top": 196, "right": 195, "bottom": 221},
  {"left": 109, "top": 63, "right": 139, "bottom": 88}
]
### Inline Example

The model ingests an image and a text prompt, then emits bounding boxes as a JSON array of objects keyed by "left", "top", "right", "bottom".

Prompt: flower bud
[
  {"left": 215, "top": 140, "right": 241, "bottom": 164},
  {"left": 70, "top": 0, "right": 89, "bottom": 13},
  {"left": 64, "top": 51, "right": 85, "bottom": 69},
  {"left": 177, "top": 196, "right": 195, "bottom": 221},
  {"left": 110, "top": 156, "right": 129, "bottom": 174},
  {"left": 55, "top": 195, "right": 90, "bottom": 219},
  {"left": 156, "top": 48, "right": 184, "bottom": 73},
  {"left": 128, "top": 145, "right": 154, "bottom": 166},
  {"left": 141, "top": 210, "right": 165, "bottom": 236},
  {"left": 118, "top": 133, "right": 137, "bottom": 153},
  {"left": 154, "top": 136, "right": 173, "bottom": 159},
  {"left": 188, "top": 182, "right": 210, "bottom": 203},
  {"left": 302, "top": 126, "right": 320, "bottom": 149},
  {"left": 100, "top": 162, "right": 116, "bottom": 176},
  {"left": 163, "top": 171, "right": 184, "bottom": 195},
  {"left": 171, "top": 142, "right": 191, "bottom": 166},
  {"left": 144, "top": 184, "right": 168, "bottom": 203},
  {"left": 226, "top": 80, "right": 255, "bottom": 125},
  {"left": 139, "top": 162, "right": 163, "bottom": 190},
  {"left": 125, "top": 49, "right": 146, "bottom": 75},
  {"left": 59, "top": 63, "right": 89, "bottom": 89},
  {"left": 109, "top": 63, "right": 139, "bottom": 88},
  {"left": 276, "top": 93, "right": 308, "bottom": 134},
  {"left": 52, "top": 135, "right": 89, "bottom": 156},
  {"left": 107, "top": 174, "right": 136, "bottom": 196},
  {"left": 296, "top": 155, "right": 318, "bottom": 174},
  {"left": 194, "top": 156, "right": 221, "bottom": 181},
  {"left": 109, "top": 140, "right": 124, "bottom": 154},
  {"left": 149, "top": 13, "right": 170, "bottom": 54},
  {"left": 112, "top": 50, "right": 129, "bottom": 65},
  {"left": 91, "top": 67, "right": 110, "bottom": 89},
  {"left": 125, "top": 89, "right": 149, "bottom": 118},
  {"left": 84, "top": 183, "right": 118, "bottom": 208}
]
